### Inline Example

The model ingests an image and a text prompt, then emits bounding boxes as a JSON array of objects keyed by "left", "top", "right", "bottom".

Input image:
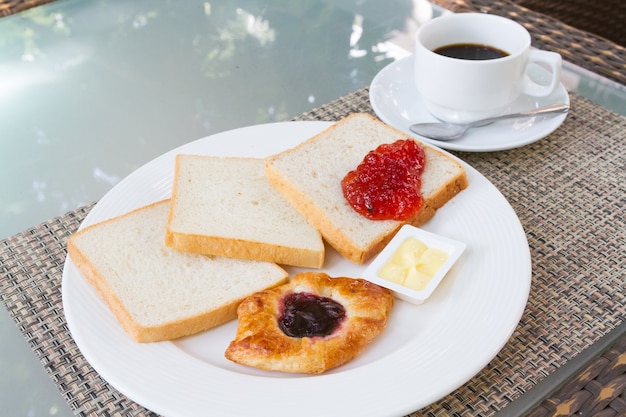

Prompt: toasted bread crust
[
  {"left": 68, "top": 233, "right": 141, "bottom": 339},
  {"left": 409, "top": 166, "right": 469, "bottom": 228},
  {"left": 265, "top": 113, "right": 468, "bottom": 264},
  {"left": 224, "top": 272, "right": 394, "bottom": 374},
  {"left": 68, "top": 201, "right": 236, "bottom": 343},
  {"left": 165, "top": 231, "right": 324, "bottom": 269},
  {"left": 68, "top": 200, "right": 289, "bottom": 343},
  {"left": 166, "top": 155, "right": 324, "bottom": 268},
  {"left": 264, "top": 165, "right": 402, "bottom": 264}
]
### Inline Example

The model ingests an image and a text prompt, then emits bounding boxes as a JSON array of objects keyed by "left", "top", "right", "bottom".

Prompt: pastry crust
[{"left": 224, "top": 271, "right": 394, "bottom": 374}]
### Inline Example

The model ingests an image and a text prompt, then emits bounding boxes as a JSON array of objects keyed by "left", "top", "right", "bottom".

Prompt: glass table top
[{"left": 0, "top": 0, "right": 624, "bottom": 415}]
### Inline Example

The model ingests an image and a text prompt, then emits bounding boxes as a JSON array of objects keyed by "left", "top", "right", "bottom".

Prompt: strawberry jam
[
  {"left": 341, "top": 139, "right": 426, "bottom": 221},
  {"left": 278, "top": 292, "right": 346, "bottom": 338}
]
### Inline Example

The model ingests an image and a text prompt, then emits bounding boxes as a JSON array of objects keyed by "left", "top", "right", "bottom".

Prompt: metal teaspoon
[{"left": 409, "top": 103, "right": 569, "bottom": 141}]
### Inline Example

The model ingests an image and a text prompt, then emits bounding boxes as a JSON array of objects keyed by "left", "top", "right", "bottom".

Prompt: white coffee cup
[{"left": 414, "top": 13, "right": 562, "bottom": 123}]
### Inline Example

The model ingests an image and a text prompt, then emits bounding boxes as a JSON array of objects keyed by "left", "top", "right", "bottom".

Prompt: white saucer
[{"left": 369, "top": 56, "right": 569, "bottom": 152}]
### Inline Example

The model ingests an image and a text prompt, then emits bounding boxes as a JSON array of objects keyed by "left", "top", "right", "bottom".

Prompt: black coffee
[{"left": 433, "top": 43, "right": 509, "bottom": 60}]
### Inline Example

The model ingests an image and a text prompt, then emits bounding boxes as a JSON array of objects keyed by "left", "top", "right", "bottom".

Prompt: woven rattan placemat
[{"left": 1, "top": 88, "right": 624, "bottom": 416}]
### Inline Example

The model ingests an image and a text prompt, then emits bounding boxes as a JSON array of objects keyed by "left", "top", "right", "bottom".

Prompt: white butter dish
[{"left": 363, "top": 224, "right": 466, "bottom": 305}]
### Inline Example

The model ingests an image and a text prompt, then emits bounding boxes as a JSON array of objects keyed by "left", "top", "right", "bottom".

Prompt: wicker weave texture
[
  {"left": 295, "top": 89, "right": 626, "bottom": 417},
  {"left": 4, "top": 88, "right": 621, "bottom": 417},
  {"left": 525, "top": 331, "right": 626, "bottom": 417},
  {"left": 514, "top": 0, "right": 626, "bottom": 47},
  {"left": 0, "top": 0, "right": 54, "bottom": 16}
]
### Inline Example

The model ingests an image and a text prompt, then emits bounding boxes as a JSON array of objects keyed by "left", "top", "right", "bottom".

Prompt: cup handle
[{"left": 522, "top": 49, "right": 562, "bottom": 97}]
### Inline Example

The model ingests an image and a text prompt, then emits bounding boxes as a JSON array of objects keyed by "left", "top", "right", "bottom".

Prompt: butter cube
[
  {"left": 403, "top": 267, "right": 432, "bottom": 290},
  {"left": 378, "top": 263, "right": 407, "bottom": 285},
  {"left": 378, "top": 237, "right": 450, "bottom": 290},
  {"left": 417, "top": 248, "right": 449, "bottom": 276},
  {"left": 390, "top": 238, "right": 427, "bottom": 267}
]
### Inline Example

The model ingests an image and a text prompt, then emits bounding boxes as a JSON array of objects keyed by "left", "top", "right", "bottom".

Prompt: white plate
[
  {"left": 62, "top": 121, "right": 531, "bottom": 417},
  {"left": 369, "top": 55, "right": 569, "bottom": 152}
]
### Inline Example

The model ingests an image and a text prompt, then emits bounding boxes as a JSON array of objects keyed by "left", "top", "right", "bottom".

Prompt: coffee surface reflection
[{"left": 433, "top": 43, "right": 509, "bottom": 60}]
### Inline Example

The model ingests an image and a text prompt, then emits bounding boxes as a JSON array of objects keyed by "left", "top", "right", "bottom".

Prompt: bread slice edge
[
  {"left": 67, "top": 200, "right": 289, "bottom": 343},
  {"left": 265, "top": 113, "right": 469, "bottom": 264},
  {"left": 165, "top": 231, "right": 324, "bottom": 269},
  {"left": 165, "top": 154, "right": 325, "bottom": 268}
]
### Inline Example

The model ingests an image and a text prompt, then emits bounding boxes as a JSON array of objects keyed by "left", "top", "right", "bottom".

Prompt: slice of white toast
[
  {"left": 265, "top": 113, "right": 468, "bottom": 264},
  {"left": 165, "top": 155, "right": 325, "bottom": 268},
  {"left": 67, "top": 200, "right": 289, "bottom": 343}
]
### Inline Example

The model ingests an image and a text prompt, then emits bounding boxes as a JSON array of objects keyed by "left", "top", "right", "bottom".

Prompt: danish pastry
[{"left": 224, "top": 271, "right": 394, "bottom": 374}]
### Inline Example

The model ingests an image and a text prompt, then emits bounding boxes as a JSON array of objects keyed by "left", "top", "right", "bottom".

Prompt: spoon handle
[{"left": 470, "top": 103, "right": 570, "bottom": 127}]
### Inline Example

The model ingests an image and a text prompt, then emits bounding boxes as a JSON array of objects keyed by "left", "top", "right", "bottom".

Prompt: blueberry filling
[{"left": 278, "top": 292, "right": 346, "bottom": 338}]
